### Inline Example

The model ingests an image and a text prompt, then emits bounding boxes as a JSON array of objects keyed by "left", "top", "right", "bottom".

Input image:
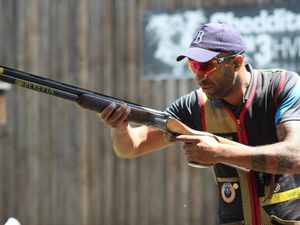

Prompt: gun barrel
[{"left": 0, "top": 65, "right": 169, "bottom": 126}]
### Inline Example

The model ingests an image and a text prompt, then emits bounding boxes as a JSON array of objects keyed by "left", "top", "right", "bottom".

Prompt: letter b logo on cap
[{"left": 194, "top": 31, "right": 204, "bottom": 44}]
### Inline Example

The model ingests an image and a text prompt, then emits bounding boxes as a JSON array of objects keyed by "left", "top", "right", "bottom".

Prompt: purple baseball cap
[{"left": 176, "top": 22, "right": 246, "bottom": 62}]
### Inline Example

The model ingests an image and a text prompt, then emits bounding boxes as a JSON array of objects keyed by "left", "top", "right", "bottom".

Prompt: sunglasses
[{"left": 187, "top": 52, "right": 243, "bottom": 76}]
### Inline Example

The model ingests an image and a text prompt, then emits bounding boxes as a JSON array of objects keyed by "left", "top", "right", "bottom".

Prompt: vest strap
[
  {"left": 259, "top": 186, "right": 300, "bottom": 206},
  {"left": 216, "top": 177, "right": 240, "bottom": 183}
]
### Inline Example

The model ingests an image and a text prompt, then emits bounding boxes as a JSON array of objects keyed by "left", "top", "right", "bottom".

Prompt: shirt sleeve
[
  {"left": 275, "top": 71, "right": 300, "bottom": 124},
  {"left": 164, "top": 90, "right": 202, "bottom": 131}
]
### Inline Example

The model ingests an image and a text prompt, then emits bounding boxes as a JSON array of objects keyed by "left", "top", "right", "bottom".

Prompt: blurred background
[{"left": 0, "top": 0, "right": 297, "bottom": 224}]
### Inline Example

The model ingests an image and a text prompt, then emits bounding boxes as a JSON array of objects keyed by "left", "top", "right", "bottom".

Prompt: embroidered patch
[{"left": 221, "top": 183, "right": 236, "bottom": 203}]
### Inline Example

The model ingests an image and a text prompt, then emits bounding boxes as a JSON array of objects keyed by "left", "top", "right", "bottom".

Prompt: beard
[{"left": 199, "top": 68, "right": 236, "bottom": 100}]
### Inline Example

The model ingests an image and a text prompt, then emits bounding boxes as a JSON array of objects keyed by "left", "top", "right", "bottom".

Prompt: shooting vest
[{"left": 196, "top": 69, "right": 300, "bottom": 225}]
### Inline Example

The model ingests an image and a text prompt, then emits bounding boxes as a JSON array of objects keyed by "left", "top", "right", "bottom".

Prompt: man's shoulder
[
  {"left": 173, "top": 90, "right": 198, "bottom": 105},
  {"left": 165, "top": 90, "right": 201, "bottom": 129},
  {"left": 256, "top": 68, "right": 299, "bottom": 79},
  {"left": 255, "top": 68, "right": 300, "bottom": 90}
]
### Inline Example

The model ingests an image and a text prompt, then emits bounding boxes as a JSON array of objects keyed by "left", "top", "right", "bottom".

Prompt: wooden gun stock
[{"left": 166, "top": 118, "right": 249, "bottom": 171}]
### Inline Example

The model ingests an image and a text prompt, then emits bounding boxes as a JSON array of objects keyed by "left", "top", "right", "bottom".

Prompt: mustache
[{"left": 199, "top": 79, "right": 213, "bottom": 86}]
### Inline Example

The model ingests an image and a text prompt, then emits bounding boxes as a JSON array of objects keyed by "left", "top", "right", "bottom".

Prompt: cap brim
[{"left": 176, "top": 47, "right": 219, "bottom": 62}]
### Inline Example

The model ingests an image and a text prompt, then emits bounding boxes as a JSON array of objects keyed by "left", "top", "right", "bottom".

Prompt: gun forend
[{"left": 77, "top": 94, "right": 169, "bottom": 129}]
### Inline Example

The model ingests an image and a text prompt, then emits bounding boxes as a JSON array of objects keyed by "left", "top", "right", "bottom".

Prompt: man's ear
[
  {"left": 234, "top": 55, "right": 244, "bottom": 70},
  {"left": 234, "top": 61, "right": 240, "bottom": 67}
]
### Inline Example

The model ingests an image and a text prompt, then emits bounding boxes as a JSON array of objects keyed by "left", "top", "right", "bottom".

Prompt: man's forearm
[
  {"left": 220, "top": 142, "right": 300, "bottom": 174},
  {"left": 111, "top": 124, "right": 171, "bottom": 159},
  {"left": 252, "top": 142, "right": 300, "bottom": 174},
  {"left": 111, "top": 125, "right": 138, "bottom": 159}
]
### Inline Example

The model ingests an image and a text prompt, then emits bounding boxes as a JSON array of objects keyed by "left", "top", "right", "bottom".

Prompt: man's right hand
[
  {"left": 99, "top": 103, "right": 131, "bottom": 129},
  {"left": 99, "top": 103, "right": 170, "bottom": 159}
]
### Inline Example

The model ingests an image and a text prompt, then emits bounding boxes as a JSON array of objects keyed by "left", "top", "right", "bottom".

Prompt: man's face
[{"left": 190, "top": 54, "right": 238, "bottom": 100}]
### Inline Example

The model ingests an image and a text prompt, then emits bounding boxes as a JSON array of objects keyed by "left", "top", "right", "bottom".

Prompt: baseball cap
[{"left": 176, "top": 22, "right": 246, "bottom": 62}]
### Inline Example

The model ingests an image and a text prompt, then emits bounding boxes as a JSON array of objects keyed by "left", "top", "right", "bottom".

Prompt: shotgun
[{"left": 0, "top": 65, "right": 248, "bottom": 171}]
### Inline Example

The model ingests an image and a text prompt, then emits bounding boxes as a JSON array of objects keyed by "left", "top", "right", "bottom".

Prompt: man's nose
[{"left": 194, "top": 71, "right": 207, "bottom": 81}]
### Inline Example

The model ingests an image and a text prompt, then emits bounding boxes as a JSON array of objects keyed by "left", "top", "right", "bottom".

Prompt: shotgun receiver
[{"left": 0, "top": 65, "right": 248, "bottom": 171}]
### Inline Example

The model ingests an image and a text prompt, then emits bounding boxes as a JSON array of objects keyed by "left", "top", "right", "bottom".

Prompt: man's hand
[
  {"left": 99, "top": 103, "right": 131, "bottom": 129},
  {"left": 174, "top": 134, "right": 224, "bottom": 165}
]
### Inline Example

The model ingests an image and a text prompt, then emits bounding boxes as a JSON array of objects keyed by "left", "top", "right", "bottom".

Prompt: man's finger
[
  {"left": 100, "top": 102, "right": 117, "bottom": 121},
  {"left": 109, "top": 104, "right": 130, "bottom": 123},
  {"left": 110, "top": 108, "right": 131, "bottom": 128},
  {"left": 174, "top": 135, "right": 201, "bottom": 143}
]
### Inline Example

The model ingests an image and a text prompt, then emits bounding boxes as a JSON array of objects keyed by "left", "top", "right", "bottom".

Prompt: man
[{"left": 100, "top": 22, "right": 300, "bottom": 225}]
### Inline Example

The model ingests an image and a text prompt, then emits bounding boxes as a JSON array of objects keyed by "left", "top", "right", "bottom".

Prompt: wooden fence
[{"left": 0, "top": 0, "right": 283, "bottom": 224}]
